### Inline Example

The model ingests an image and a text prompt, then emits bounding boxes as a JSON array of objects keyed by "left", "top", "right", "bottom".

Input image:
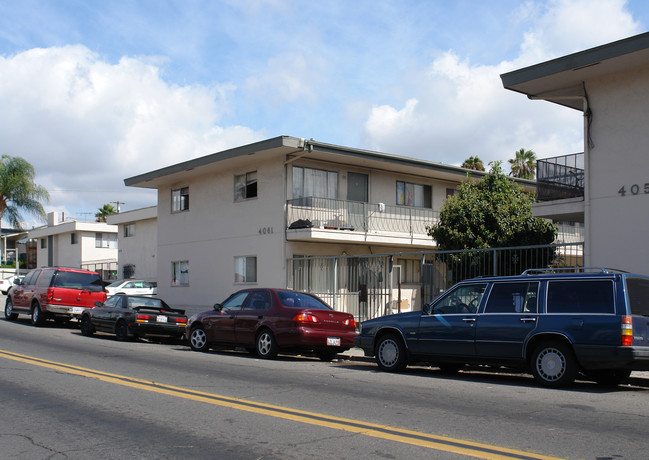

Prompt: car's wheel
[
  {"left": 189, "top": 325, "right": 209, "bottom": 352},
  {"left": 530, "top": 341, "right": 577, "bottom": 388},
  {"left": 589, "top": 369, "right": 632, "bottom": 386},
  {"left": 316, "top": 349, "right": 338, "bottom": 362},
  {"left": 80, "top": 315, "right": 94, "bottom": 337},
  {"left": 115, "top": 320, "right": 130, "bottom": 341},
  {"left": 4, "top": 298, "right": 18, "bottom": 321},
  {"left": 31, "top": 303, "right": 44, "bottom": 327},
  {"left": 256, "top": 329, "right": 278, "bottom": 359},
  {"left": 375, "top": 333, "right": 407, "bottom": 372}
]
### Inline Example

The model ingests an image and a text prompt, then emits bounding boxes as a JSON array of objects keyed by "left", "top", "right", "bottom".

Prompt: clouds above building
[{"left": 0, "top": 0, "right": 646, "bottom": 225}]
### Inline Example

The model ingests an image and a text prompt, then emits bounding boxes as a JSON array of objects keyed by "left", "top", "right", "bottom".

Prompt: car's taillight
[
  {"left": 136, "top": 314, "right": 153, "bottom": 323},
  {"left": 622, "top": 315, "right": 633, "bottom": 346},
  {"left": 46, "top": 288, "right": 54, "bottom": 302},
  {"left": 343, "top": 318, "right": 356, "bottom": 327},
  {"left": 174, "top": 317, "right": 187, "bottom": 324},
  {"left": 293, "top": 313, "right": 320, "bottom": 323}
]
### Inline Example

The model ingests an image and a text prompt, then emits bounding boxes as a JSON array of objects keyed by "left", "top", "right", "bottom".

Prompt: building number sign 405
[{"left": 618, "top": 183, "right": 649, "bottom": 196}]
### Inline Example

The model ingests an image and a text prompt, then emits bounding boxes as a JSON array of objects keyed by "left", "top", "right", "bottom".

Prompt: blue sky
[{"left": 1, "top": 0, "right": 648, "bottom": 225}]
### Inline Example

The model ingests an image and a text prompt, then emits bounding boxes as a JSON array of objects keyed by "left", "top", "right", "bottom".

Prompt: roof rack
[{"left": 521, "top": 267, "right": 616, "bottom": 275}]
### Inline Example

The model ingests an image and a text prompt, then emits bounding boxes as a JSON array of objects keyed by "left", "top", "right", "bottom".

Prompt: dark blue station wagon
[{"left": 354, "top": 268, "right": 649, "bottom": 387}]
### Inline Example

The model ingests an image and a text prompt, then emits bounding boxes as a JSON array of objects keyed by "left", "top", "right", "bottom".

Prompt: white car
[
  {"left": 0, "top": 275, "right": 23, "bottom": 295},
  {"left": 105, "top": 280, "right": 157, "bottom": 297}
]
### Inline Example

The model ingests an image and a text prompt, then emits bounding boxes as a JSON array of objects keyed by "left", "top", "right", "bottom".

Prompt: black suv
[{"left": 355, "top": 268, "right": 649, "bottom": 387}]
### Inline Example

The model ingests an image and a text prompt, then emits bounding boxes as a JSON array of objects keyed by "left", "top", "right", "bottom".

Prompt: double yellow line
[{"left": 0, "top": 349, "right": 560, "bottom": 459}]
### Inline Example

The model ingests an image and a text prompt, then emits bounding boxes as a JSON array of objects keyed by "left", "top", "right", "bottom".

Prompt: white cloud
[
  {"left": 361, "top": 0, "right": 640, "bottom": 167},
  {"left": 0, "top": 45, "right": 264, "bottom": 225}
]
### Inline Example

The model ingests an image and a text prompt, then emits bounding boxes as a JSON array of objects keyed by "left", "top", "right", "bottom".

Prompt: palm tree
[
  {"left": 509, "top": 148, "right": 536, "bottom": 180},
  {"left": 0, "top": 155, "right": 49, "bottom": 230},
  {"left": 95, "top": 203, "right": 117, "bottom": 222},
  {"left": 461, "top": 156, "right": 485, "bottom": 171}
]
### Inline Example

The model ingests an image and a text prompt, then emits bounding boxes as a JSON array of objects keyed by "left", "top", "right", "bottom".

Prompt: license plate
[
  {"left": 156, "top": 315, "right": 168, "bottom": 323},
  {"left": 71, "top": 307, "right": 85, "bottom": 314},
  {"left": 327, "top": 337, "right": 341, "bottom": 346}
]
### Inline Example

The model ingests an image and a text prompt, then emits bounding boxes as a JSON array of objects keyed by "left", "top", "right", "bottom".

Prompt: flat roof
[
  {"left": 501, "top": 32, "right": 649, "bottom": 110},
  {"left": 124, "top": 135, "right": 535, "bottom": 190}
]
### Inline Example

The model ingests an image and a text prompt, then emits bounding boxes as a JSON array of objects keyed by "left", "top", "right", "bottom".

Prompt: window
[
  {"left": 123, "top": 264, "right": 135, "bottom": 279},
  {"left": 37, "top": 269, "right": 55, "bottom": 287},
  {"left": 547, "top": 280, "right": 615, "bottom": 314},
  {"left": 70, "top": 233, "right": 78, "bottom": 245},
  {"left": 396, "top": 181, "right": 432, "bottom": 207},
  {"left": 40, "top": 239, "right": 47, "bottom": 249},
  {"left": 220, "top": 291, "right": 249, "bottom": 312},
  {"left": 396, "top": 259, "right": 421, "bottom": 284},
  {"left": 235, "top": 171, "right": 258, "bottom": 201},
  {"left": 485, "top": 282, "right": 539, "bottom": 313},
  {"left": 171, "top": 261, "right": 189, "bottom": 286},
  {"left": 293, "top": 166, "right": 338, "bottom": 199},
  {"left": 95, "top": 233, "right": 117, "bottom": 249},
  {"left": 429, "top": 283, "right": 487, "bottom": 314},
  {"left": 235, "top": 256, "right": 257, "bottom": 283},
  {"left": 446, "top": 188, "right": 458, "bottom": 198},
  {"left": 626, "top": 277, "right": 649, "bottom": 316},
  {"left": 124, "top": 223, "right": 135, "bottom": 237},
  {"left": 244, "top": 290, "right": 271, "bottom": 310},
  {"left": 172, "top": 187, "right": 189, "bottom": 212}
]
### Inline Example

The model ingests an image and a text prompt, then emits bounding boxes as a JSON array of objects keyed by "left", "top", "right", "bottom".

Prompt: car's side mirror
[
  {"left": 14, "top": 279, "right": 21, "bottom": 285},
  {"left": 213, "top": 303, "right": 223, "bottom": 311},
  {"left": 95, "top": 301, "right": 103, "bottom": 307}
]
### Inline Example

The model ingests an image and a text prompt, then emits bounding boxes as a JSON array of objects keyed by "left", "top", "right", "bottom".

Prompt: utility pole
[{"left": 110, "top": 201, "right": 125, "bottom": 213}]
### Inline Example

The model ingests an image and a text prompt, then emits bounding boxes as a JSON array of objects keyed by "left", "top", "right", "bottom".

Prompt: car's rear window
[
  {"left": 547, "top": 280, "right": 615, "bottom": 314},
  {"left": 277, "top": 291, "right": 332, "bottom": 310},
  {"left": 625, "top": 277, "right": 649, "bottom": 317},
  {"left": 53, "top": 271, "right": 104, "bottom": 292}
]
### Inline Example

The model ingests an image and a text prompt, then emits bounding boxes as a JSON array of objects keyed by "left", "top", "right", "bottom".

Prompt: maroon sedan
[{"left": 186, "top": 288, "right": 357, "bottom": 361}]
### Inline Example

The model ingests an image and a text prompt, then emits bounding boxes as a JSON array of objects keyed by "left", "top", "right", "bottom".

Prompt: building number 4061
[{"left": 618, "top": 183, "right": 649, "bottom": 196}]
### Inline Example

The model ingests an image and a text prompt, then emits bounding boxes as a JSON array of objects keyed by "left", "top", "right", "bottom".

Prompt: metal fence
[
  {"left": 287, "top": 242, "right": 584, "bottom": 323},
  {"left": 82, "top": 261, "right": 118, "bottom": 281},
  {"left": 537, "top": 153, "right": 584, "bottom": 201},
  {"left": 287, "top": 197, "right": 438, "bottom": 236}
]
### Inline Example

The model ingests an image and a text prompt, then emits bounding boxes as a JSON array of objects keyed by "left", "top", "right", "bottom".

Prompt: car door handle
[
  {"left": 520, "top": 317, "right": 537, "bottom": 323},
  {"left": 462, "top": 317, "right": 476, "bottom": 323}
]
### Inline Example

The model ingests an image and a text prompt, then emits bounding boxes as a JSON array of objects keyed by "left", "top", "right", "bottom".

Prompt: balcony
[
  {"left": 286, "top": 197, "right": 438, "bottom": 248},
  {"left": 536, "top": 153, "right": 584, "bottom": 202}
]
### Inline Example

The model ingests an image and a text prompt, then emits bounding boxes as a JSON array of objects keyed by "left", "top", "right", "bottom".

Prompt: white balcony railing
[{"left": 287, "top": 197, "right": 439, "bottom": 237}]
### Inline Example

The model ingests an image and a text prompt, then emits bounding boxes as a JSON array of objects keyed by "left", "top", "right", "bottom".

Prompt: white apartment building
[
  {"left": 27, "top": 212, "right": 118, "bottom": 272},
  {"left": 502, "top": 31, "right": 649, "bottom": 275},
  {"left": 106, "top": 206, "right": 157, "bottom": 282},
  {"left": 125, "top": 136, "right": 535, "bottom": 310}
]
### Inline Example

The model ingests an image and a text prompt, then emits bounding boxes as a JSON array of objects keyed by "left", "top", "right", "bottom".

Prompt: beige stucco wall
[
  {"left": 585, "top": 65, "right": 649, "bottom": 275},
  {"left": 156, "top": 156, "right": 287, "bottom": 308},
  {"left": 108, "top": 207, "right": 157, "bottom": 281}
]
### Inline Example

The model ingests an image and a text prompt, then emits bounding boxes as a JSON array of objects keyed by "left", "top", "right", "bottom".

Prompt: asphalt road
[{"left": 2, "top": 304, "right": 649, "bottom": 459}]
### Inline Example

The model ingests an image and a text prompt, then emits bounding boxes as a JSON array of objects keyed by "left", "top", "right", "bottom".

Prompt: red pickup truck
[{"left": 4, "top": 267, "right": 107, "bottom": 326}]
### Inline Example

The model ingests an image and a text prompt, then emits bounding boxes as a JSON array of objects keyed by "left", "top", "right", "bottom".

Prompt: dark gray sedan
[{"left": 80, "top": 294, "right": 187, "bottom": 342}]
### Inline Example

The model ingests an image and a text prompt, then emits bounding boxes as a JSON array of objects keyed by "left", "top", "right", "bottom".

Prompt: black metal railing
[{"left": 537, "top": 153, "right": 584, "bottom": 201}]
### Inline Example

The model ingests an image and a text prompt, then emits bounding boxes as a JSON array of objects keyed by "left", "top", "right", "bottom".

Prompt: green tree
[
  {"left": 0, "top": 155, "right": 49, "bottom": 230},
  {"left": 508, "top": 148, "right": 536, "bottom": 180},
  {"left": 427, "top": 162, "right": 556, "bottom": 277},
  {"left": 95, "top": 203, "right": 117, "bottom": 222},
  {"left": 461, "top": 156, "right": 485, "bottom": 171}
]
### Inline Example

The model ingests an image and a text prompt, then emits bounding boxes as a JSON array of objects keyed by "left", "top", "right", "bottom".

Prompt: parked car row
[
  {"left": 7, "top": 266, "right": 649, "bottom": 387},
  {"left": 3, "top": 267, "right": 358, "bottom": 361}
]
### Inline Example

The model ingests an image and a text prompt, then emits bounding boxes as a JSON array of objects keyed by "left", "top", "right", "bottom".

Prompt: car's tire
[
  {"left": 80, "top": 315, "right": 94, "bottom": 337},
  {"left": 189, "top": 325, "right": 209, "bottom": 352},
  {"left": 589, "top": 369, "right": 632, "bottom": 386},
  {"left": 530, "top": 341, "right": 577, "bottom": 388},
  {"left": 4, "top": 298, "right": 18, "bottom": 321},
  {"left": 375, "top": 333, "right": 407, "bottom": 372},
  {"left": 115, "top": 320, "right": 129, "bottom": 341},
  {"left": 316, "top": 349, "right": 338, "bottom": 362},
  {"left": 256, "top": 329, "right": 278, "bottom": 359},
  {"left": 31, "top": 303, "right": 45, "bottom": 327}
]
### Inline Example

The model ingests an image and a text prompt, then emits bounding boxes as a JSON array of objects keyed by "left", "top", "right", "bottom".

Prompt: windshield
[
  {"left": 107, "top": 281, "right": 125, "bottom": 288},
  {"left": 54, "top": 271, "right": 104, "bottom": 292},
  {"left": 626, "top": 277, "right": 649, "bottom": 316},
  {"left": 277, "top": 290, "right": 332, "bottom": 310}
]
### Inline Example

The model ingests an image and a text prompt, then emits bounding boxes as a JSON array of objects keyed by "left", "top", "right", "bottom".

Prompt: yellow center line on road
[{"left": 0, "top": 349, "right": 560, "bottom": 460}]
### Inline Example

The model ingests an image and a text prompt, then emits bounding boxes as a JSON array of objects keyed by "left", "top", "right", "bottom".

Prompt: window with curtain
[
  {"left": 396, "top": 181, "right": 432, "bottom": 208},
  {"left": 293, "top": 166, "right": 338, "bottom": 199}
]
